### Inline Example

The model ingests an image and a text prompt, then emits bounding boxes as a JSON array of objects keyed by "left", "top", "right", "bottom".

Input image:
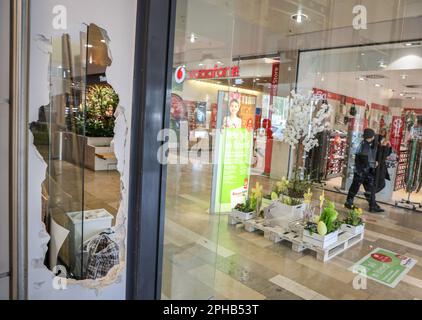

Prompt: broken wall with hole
[{"left": 27, "top": 0, "right": 137, "bottom": 299}]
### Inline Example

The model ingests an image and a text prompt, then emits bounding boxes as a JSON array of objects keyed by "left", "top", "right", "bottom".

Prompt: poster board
[{"left": 210, "top": 91, "right": 257, "bottom": 213}]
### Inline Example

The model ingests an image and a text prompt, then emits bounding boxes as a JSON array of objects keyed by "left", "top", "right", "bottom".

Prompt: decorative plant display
[
  {"left": 303, "top": 200, "right": 341, "bottom": 249},
  {"left": 344, "top": 207, "right": 364, "bottom": 227},
  {"left": 302, "top": 188, "right": 314, "bottom": 223},
  {"left": 285, "top": 171, "right": 313, "bottom": 199},
  {"left": 281, "top": 196, "right": 303, "bottom": 206},
  {"left": 234, "top": 198, "right": 256, "bottom": 213},
  {"left": 305, "top": 201, "right": 341, "bottom": 236},
  {"left": 251, "top": 182, "right": 263, "bottom": 215},
  {"left": 283, "top": 91, "right": 332, "bottom": 153},
  {"left": 76, "top": 85, "right": 119, "bottom": 137},
  {"left": 265, "top": 177, "right": 289, "bottom": 200},
  {"left": 341, "top": 206, "right": 365, "bottom": 235},
  {"left": 265, "top": 174, "right": 312, "bottom": 203}
]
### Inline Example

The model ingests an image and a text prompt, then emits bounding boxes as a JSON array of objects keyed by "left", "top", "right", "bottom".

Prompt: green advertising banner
[
  {"left": 211, "top": 91, "right": 256, "bottom": 213},
  {"left": 350, "top": 248, "right": 417, "bottom": 288},
  {"left": 218, "top": 128, "right": 253, "bottom": 209}
]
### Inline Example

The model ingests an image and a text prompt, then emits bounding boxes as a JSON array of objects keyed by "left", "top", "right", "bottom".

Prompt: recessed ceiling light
[
  {"left": 404, "top": 42, "right": 421, "bottom": 47},
  {"left": 375, "top": 83, "right": 382, "bottom": 87},
  {"left": 321, "top": 77, "right": 325, "bottom": 82},
  {"left": 199, "top": 63, "right": 204, "bottom": 67},
  {"left": 190, "top": 33, "right": 197, "bottom": 43},
  {"left": 291, "top": 12, "right": 309, "bottom": 23},
  {"left": 412, "top": 97, "right": 417, "bottom": 100},
  {"left": 358, "top": 77, "right": 365, "bottom": 81},
  {"left": 400, "top": 93, "right": 405, "bottom": 97},
  {"left": 401, "top": 74, "right": 408, "bottom": 80},
  {"left": 361, "top": 53, "right": 365, "bottom": 56},
  {"left": 217, "top": 61, "right": 224, "bottom": 65}
]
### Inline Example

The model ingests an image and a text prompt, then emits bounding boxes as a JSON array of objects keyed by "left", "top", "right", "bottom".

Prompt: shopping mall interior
[
  {"left": 160, "top": 0, "right": 422, "bottom": 300},
  {"left": 23, "top": 0, "right": 422, "bottom": 299}
]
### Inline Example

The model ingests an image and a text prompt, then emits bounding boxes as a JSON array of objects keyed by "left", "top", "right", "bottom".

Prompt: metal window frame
[
  {"left": 10, "top": 0, "right": 30, "bottom": 301},
  {"left": 126, "top": 0, "right": 176, "bottom": 300}
]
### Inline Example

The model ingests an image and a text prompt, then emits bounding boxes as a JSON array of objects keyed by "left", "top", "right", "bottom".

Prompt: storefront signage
[
  {"left": 390, "top": 116, "right": 405, "bottom": 153},
  {"left": 270, "top": 63, "right": 280, "bottom": 104},
  {"left": 175, "top": 65, "right": 240, "bottom": 84},
  {"left": 350, "top": 248, "right": 417, "bottom": 288},
  {"left": 313, "top": 88, "right": 366, "bottom": 106},
  {"left": 403, "top": 107, "right": 422, "bottom": 115},
  {"left": 371, "top": 103, "right": 389, "bottom": 113}
]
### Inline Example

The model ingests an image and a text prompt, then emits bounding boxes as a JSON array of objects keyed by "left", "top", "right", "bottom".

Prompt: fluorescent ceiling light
[{"left": 291, "top": 12, "right": 308, "bottom": 23}]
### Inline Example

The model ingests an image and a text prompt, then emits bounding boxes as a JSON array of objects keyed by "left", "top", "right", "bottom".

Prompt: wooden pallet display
[{"left": 228, "top": 213, "right": 365, "bottom": 262}]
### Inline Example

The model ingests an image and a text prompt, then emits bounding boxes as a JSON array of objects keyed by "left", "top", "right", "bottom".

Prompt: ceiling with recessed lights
[
  {"left": 174, "top": 0, "right": 422, "bottom": 65},
  {"left": 173, "top": 0, "right": 422, "bottom": 108}
]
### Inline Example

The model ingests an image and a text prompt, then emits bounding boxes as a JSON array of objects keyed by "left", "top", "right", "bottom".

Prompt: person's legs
[
  {"left": 345, "top": 174, "right": 362, "bottom": 208},
  {"left": 363, "top": 174, "right": 384, "bottom": 212}
]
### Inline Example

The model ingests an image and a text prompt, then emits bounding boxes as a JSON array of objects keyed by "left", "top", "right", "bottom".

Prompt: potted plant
[
  {"left": 263, "top": 177, "right": 289, "bottom": 207},
  {"left": 233, "top": 183, "right": 263, "bottom": 221},
  {"left": 70, "top": 84, "right": 120, "bottom": 171},
  {"left": 341, "top": 207, "right": 365, "bottom": 235},
  {"left": 303, "top": 200, "right": 341, "bottom": 249}
]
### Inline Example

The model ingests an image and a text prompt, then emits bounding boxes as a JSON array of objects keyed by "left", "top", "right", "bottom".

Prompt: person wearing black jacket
[
  {"left": 345, "top": 128, "right": 385, "bottom": 213},
  {"left": 374, "top": 128, "right": 393, "bottom": 193}
]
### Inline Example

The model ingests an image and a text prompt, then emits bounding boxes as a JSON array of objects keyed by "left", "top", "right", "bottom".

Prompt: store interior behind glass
[{"left": 162, "top": 0, "right": 422, "bottom": 301}]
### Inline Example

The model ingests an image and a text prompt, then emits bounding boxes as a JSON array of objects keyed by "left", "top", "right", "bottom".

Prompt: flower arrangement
[
  {"left": 305, "top": 201, "right": 341, "bottom": 236},
  {"left": 283, "top": 91, "right": 332, "bottom": 153},
  {"left": 76, "top": 85, "right": 119, "bottom": 137},
  {"left": 235, "top": 182, "right": 263, "bottom": 215},
  {"left": 344, "top": 207, "right": 364, "bottom": 226}
]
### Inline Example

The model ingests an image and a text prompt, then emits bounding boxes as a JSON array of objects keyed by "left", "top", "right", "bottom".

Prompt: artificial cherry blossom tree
[{"left": 283, "top": 91, "right": 333, "bottom": 174}]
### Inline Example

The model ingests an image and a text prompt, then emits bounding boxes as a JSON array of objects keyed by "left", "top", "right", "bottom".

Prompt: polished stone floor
[
  {"left": 47, "top": 159, "right": 422, "bottom": 299},
  {"left": 163, "top": 161, "right": 422, "bottom": 300}
]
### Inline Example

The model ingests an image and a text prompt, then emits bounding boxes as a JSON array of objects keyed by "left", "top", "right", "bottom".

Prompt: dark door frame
[{"left": 126, "top": 0, "right": 176, "bottom": 300}]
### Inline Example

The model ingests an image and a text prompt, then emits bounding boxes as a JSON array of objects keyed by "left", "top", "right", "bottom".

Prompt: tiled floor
[
  {"left": 163, "top": 161, "right": 422, "bottom": 300},
  {"left": 45, "top": 158, "right": 422, "bottom": 299}
]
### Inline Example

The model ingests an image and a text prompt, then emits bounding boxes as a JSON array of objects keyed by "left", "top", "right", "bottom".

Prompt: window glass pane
[{"left": 164, "top": 0, "right": 422, "bottom": 300}]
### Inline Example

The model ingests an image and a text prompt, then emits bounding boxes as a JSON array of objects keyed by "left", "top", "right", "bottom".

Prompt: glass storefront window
[{"left": 163, "top": 0, "right": 422, "bottom": 300}]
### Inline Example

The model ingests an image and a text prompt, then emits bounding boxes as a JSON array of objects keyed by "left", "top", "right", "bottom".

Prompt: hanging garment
[
  {"left": 416, "top": 141, "right": 422, "bottom": 192},
  {"left": 85, "top": 231, "right": 120, "bottom": 280},
  {"left": 405, "top": 139, "right": 419, "bottom": 193}
]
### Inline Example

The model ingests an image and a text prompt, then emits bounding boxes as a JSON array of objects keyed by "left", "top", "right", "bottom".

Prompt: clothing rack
[{"left": 395, "top": 138, "right": 422, "bottom": 211}]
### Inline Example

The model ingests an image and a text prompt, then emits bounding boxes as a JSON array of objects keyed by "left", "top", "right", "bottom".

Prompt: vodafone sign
[
  {"left": 175, "top": 65, "right": 240, "bottom": 84},
  {"left": 175, "top": 66, "right": 186, "bottom": 84}
]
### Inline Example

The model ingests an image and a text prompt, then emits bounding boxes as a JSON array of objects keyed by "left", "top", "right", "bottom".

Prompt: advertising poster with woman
[{"left": 211, "top": 91, "right": 257, "bottom": 213}]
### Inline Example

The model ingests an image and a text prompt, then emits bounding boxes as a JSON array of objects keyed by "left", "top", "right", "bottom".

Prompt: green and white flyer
[{"left": 350, "top": 248, "right": 417, "bottom": 288}]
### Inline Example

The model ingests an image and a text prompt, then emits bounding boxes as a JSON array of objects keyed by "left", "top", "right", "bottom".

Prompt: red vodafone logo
[{"left": 175, "top": 66, "right": 186, "bottom": 84}]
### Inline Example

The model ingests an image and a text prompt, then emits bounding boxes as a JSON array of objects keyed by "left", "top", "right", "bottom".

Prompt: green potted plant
[
  {"left": 263, "top": 177, "right": 289, "bottom": 207},
  {"left": 76, "top": 84, "right": 119, "bottom": 138},
  {"left": 342, "top": 207, "right": 365, "bottom": 235},
  {"left": 72, "top": 85, "right": 120, "bottom": 171},
  {"left": 233, "top": 182, "right": 263, "bottom": 221},
  {"left": 303, "top": 200, "right": 341, "bottom": 249}
]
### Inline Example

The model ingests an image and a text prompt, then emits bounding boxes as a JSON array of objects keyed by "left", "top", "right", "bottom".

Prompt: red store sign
[
  {"left": 175, "top": 65, "right": 240, "bottom": 83},
  {"left": 390, "top": 116, "right": 405, "bottom": 154}
]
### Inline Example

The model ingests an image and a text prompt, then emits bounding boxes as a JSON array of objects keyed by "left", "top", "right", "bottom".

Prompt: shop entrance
[{"left": 298, "top": 42, "right": 422, "bottom": 212}]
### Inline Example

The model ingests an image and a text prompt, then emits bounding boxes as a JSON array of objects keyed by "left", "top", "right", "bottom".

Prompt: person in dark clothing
[
  {"left": 345, "top": 128, "right": 385, "bottom": 213},
  {"left": 374, "top": 128, "right": 393, "bottom": 193}
]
